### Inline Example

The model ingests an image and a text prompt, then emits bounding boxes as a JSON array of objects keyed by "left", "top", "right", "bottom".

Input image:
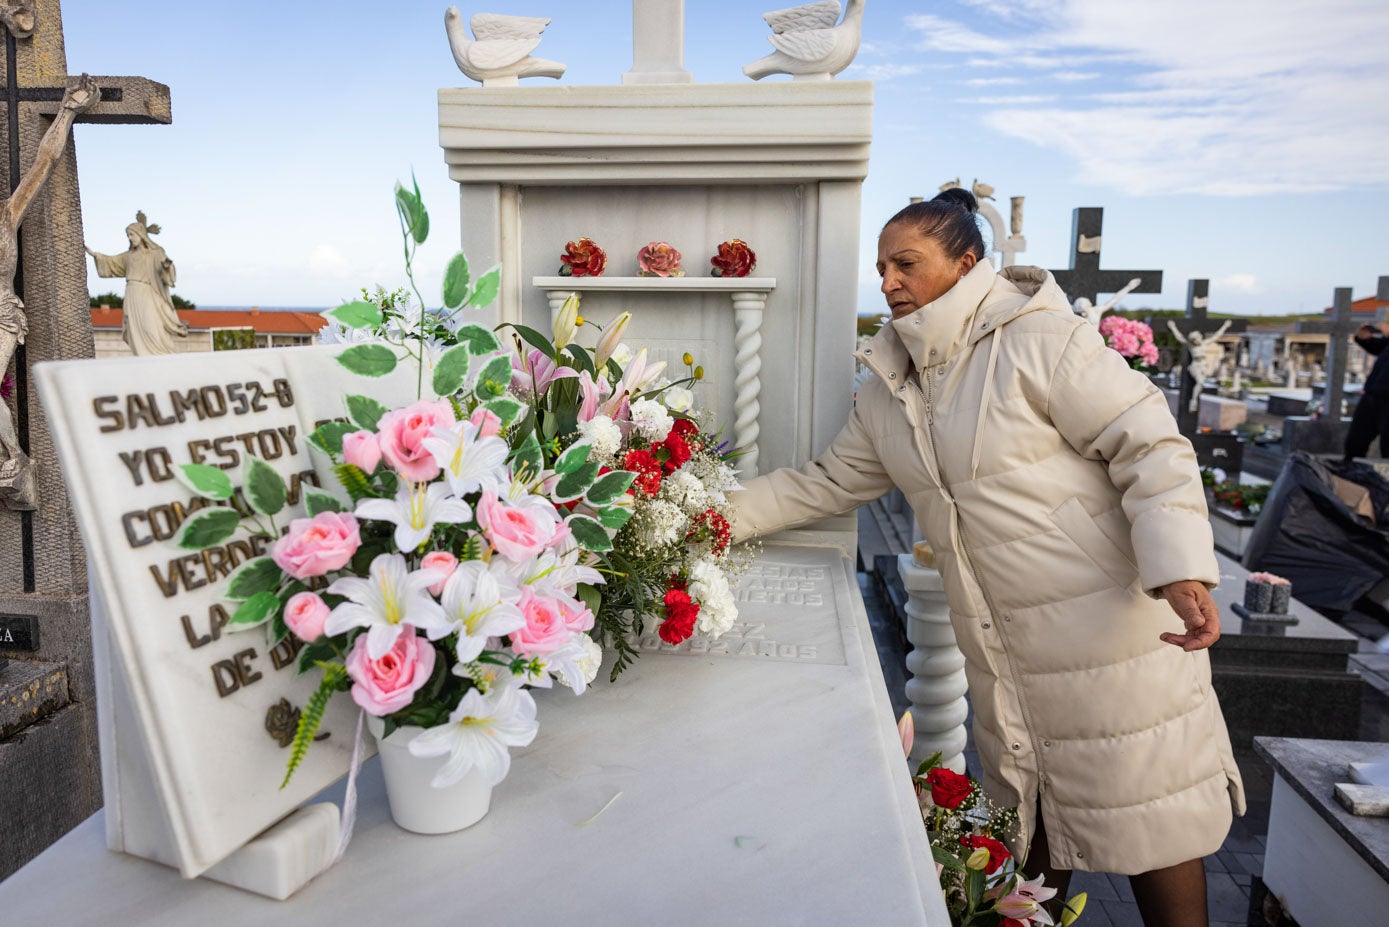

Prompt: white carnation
[
  {"left": 662, "top": 385, "right": 694, "bottom": 413},
  {"left": 630, "top": 398, "right": 674, "bottom": 442},
  {"left": 578, "top": 414, "right": 623, "bottom": 459},
  {"left": 662, "top": 469, "right": 710, "bottom": 515},
  {"left": 689, "top": 557, "right": 737, "bottom": 637},
  {"left": 555, "top": 633, "right": 603, "bottom": 688}
]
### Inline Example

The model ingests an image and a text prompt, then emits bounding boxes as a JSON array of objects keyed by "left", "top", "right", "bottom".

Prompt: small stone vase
[
  {"left": 1243, "top": 581, "right": 1273, "bottom": 613},
  {"left": 1269, "top": 583, "right": 1291, "bottom": 615},
  {"left": 366, "top": 717, "right": 492, "bottom": 835}
]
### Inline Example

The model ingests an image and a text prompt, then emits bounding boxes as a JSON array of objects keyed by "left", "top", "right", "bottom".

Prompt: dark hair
[{"left": 884, "top": 188, "right": 986, "bottom": 262}]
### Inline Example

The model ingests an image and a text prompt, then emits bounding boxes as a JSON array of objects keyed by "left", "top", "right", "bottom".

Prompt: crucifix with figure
[
  {"left": 1163, "top": 279, "right": 1248, "bottom": 434},
  {"left": 1049, "top": 207, "right": 1163, "bottom": 308},
  {"left": 0, "top": 0, "right": 171, "bottom": 878}
]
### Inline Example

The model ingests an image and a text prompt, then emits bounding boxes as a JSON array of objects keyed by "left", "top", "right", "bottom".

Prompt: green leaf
[
  {"left": 309, "top": 421, "right": 356, "bottom": 457},
  {"left": 930, "top": 846, "right": 966, "bottom": 872},
  {"left": 282, "top": 664, "right": 347, "bottom": 788},
  {"left": 394, "top": 181, "right": 428, "bottom": 245},
  {"left": 177, "top": 507, "right": 241, "bottom": 550},
  {"left": 325, "top": 301, "right": 383, "bottom": 331},
  {"left": 225, "top": 556, "right": 282, "bottom": 601},
  {"left": 555, "top": 441, "right": 593, "bottom": 475},
  {"left": 483, "top": 396, "right": 525, "bottom": 428},
  {"left": 554, "top": 461, "right": 600, "bottom": 501},
  {"left": 228, "top": 591, "right": 280, "bottom": 629},
  {"left": 297, "top": 638, "right": 337, "bottom": 674},
  {"left": 468, "top": 264, "right": 501, "bottom": 309},
  {"left": 432, "top": 344, "right": 471, "bottom": 396},
  {"left": 337, "top": 343, "right": 398, "bottom": 378},
  {"left": 474, "top": 354, "right": 513, "bottom": 398},
  {"left": 586, "top": 470, "right": 635, "bottom": 506},
  {"left": 345, "top": 394, "right": 388, "bottom": 431},
  {"left": 304, "top": 490, "right": 345, "bottom": 515},
  {"left": 509, "top": 323, "right": 558, "bottom": 360},
  {"left": 244, "top": 456, "right": 287, "bottom": 517},
  {"left": 332, "top": 462, "right": 376, "bottom": 502},
  {"left": 510, "top": 431, "right": 543, "bottom": 480},
  {"left": 564, "top": 343, "right": 595, "bottom": 377},
  {"left": 442, "top": 252, "right": 471, "bottom": 310},
  {"left": 175, "top": 463, "right": 234, "bottom": 500},
  {"left": 566, "top": 514, "right": 612, "bottom": 552},
  {"left": 576, "top": 583, "right": 602, "bottom": 616},
  {"left": 598, "top": 505, "right": 634, "bottom": 531},
  {"left": 455, "top": 324, "right": 502, "bottom": 355},
  {"left": 411, "top": 171, "right": 429, "bottom": 244}
]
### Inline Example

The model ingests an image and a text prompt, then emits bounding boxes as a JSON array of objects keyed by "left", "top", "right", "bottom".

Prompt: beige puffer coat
[{"left": 734, "top": 261, "right": 1245, "bottom": 874}]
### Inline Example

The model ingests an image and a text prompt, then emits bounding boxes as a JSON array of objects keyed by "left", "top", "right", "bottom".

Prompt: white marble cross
[{"left": 623, "top": 0, "right": 693, "bottom": 84}]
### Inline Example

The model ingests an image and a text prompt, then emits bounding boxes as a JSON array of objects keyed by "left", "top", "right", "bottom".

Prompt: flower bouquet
[
  {"left": 899, "top": 714, "right": 1085, "bottom": 926},
  {"left": 1097, "top": 316, "right": 1159, "bottom": 372}
]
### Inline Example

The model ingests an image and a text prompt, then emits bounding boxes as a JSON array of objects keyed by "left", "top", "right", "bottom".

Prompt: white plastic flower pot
[{"left": 366, "top": 718, "right": 492, "bottom": 835}]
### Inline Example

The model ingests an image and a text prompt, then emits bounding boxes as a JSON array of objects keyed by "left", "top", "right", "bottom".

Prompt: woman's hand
[{"left": 1158, "top": 580, "right": 1221, "bottom": 651}]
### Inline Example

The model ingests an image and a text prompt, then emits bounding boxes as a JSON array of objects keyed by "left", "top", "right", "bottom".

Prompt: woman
[
  {"left": 733, "top": 189, "right": 1243, "bottom": 926},
  {"left": 86, "top": 213, "right": 187, "bottom": 356}
]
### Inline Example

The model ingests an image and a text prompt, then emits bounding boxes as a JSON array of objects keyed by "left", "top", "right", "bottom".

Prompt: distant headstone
[{"left": 1199, "top": 394, "right": 1247, "bottom": 433}]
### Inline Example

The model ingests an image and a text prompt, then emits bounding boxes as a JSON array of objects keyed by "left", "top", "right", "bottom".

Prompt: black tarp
[{"left": 1242, "top": 453, "right": 1389, "bottom": 616}]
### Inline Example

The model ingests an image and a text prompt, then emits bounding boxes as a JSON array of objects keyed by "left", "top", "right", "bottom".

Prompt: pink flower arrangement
[{"left": 1097, "top": 315, "right": 1159, "bottom": 370}]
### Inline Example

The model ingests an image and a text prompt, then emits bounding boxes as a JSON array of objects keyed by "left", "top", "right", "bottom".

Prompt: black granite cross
[
  {"left": 2, "top": 21, "right": 171, "bottom": 592},
  {"left": 1294, "top": 282, "right": 1374, "bottom": 424},
  {"left": 1048, "top": 207, "right": 1164, "bottom": 304},
  {"left": 1164, "top": 280, "right": 1248, "bottom": 434}
]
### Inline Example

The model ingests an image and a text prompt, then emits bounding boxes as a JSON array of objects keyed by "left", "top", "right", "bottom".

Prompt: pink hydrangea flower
[
  {"left": 376, "top": 399, "right": 456, "bottom": 482},
  {"left": 271, "top": 511, "right": 361, "bottom": 580},
  {"left": 345, "top": 627, "right": 436, "bottom": 715},
  {"left": 283, "top": 591, "right": 331, "bottom": 641},
  {"left": 1098, "top": 316, "right": 1159, "bottom": 370}
]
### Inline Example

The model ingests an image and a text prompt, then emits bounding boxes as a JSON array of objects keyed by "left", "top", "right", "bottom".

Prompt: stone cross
[
  {"left": 622, "top": 0, "right": 693, "bottom": 85},
  {"left": 1296, "top": 286, "right": 1358, "bottom": 424},
  {"left": 0, "top": 0, "right": 170, "bottom": 880},
  {"left": 1048, "top": 207, "right": 1163, "bottom": 305},
  {"left": 1163, "top": 279, "right": 1246, "bottom": 434}
]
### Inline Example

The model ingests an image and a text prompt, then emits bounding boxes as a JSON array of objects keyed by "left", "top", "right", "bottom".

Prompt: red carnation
[
  {"left": 659, "top": 431, "right": 691, "bottom": 474},
  {"left": 925, "top": 767, "right": 972, "bottom": 810},
  {"left": 621, "top": 449, "right": 663, "bottom": 496},
  {"left": 687, "top": 508, "right": 732, "bottom": 556},
  {"left": 660, "top": 583, "right": 699, "bottom": 644},
  {"left": 958, "top": 834, "right": 1011, "bottom": 875},
  {"left": 671, "top": 417, "right": 699, "bottom": 440}
]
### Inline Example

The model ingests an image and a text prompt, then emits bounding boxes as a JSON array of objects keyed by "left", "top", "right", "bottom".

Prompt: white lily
[
  {"left": 539, "top": 638, "right": 593, "bottom": 696},
  {"left": 407, "top": 684, "right": 539, "bottom": 787},
  {"left": 553, "top": 292, "right": 580, "bottom": 350},
  {"left": 355, "top": 481, "right": 472, "bottom": 553},
  {"left": 422, "top": 421, "right": 510, "bottom": 498},
  {"left": 441, "top": 560, "right": 526, "bottom": 660},
  {"left": 325, "top": 553, "right": 451, "bottom": 658},
  {"left": 593, "top": 311, "right": 631, "bottom": 368}
]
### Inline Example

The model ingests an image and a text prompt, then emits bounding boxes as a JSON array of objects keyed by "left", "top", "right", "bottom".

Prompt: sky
[{"left": 60, "top": 0, "right": 1389, "bottom": 317}]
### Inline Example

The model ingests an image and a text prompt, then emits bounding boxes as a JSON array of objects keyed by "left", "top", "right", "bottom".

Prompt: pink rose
[
  {"left": 342, "top": 429, "right": 381, "bottom": 472},
  {"left": 476, "top": 491, "right": 558, "bottom": 562},
  {"left": 470, "top": 407, "right": 503, "bottom": 439},
  {"left": 271, "top": 511, "right": 361, "bottom": 580},
  {"left": 345, "top": 627, "right": 436, "bottom": 715},
  {"left": 284, "top": 591, "right": 330, "bottom": 641},
  {"left": 510, "top": 588, "right": 573, "bottom": 656},
  {"left": 420, "top": 549, "right": 458, "bottom": 596},
  {"left": 376, "top": 399, "right": 456, "bottom": 482},
  {"left": 637, "top": 241, "right": 684, "bottom": 278},
  {"left": 559, "top": 597, "right": 595, "bottom": 633}
]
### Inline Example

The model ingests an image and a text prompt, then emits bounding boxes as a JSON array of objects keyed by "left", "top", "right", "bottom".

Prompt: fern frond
[
  {"left": 280, "top": 663, "right": 347, "bottom": 789},
  {"left": 332, "top": 463, "right": 374, "bottom": 502}
]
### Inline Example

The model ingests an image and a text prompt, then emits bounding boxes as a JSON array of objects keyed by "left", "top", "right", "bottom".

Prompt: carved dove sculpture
[
  {"left": 445, "top": 7, "right": 566, "bottom": 86},
  {"left": 743, "top": 0, "right": 867, "bottom": 81}
]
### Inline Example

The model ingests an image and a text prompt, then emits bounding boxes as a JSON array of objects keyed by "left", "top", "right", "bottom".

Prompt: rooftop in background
[
  {"left": 1322, "top": 294, "right": 1389, "bottom": 316},
  {"left": 89, "top": 306, "right": 329, "bottom": 335}
]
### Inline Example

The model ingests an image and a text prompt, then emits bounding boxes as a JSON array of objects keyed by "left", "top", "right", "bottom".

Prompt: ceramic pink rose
[
  {"left": 477, "top": 491, "right": 557, "bottom": 562},
  {"left": 376, "top": 399, "right": 456, "bottom": 482},
  {"left": 342, "top": 429, "right": 382, "bottom": 473},
  {"left": 470, "top": 407, "right": 503, "bottom": 439},
  {"left": 510, "top": 588, "right": 573, "bottom": 656},
  {"left": 346, "top": 628, "right": 436, "bottom": 715},
  {"left": 420, "top": 549, "right": 459, "bottom": 596},
  {"left": 559, "top": 597, "right": 595, "bottom": 634},
  {"left": 272, "top": 511, "right": 361, "bottom": 580},
  {"left": 284, "top": 591, "right": 331, "bottom": 641},
  {"left": 637, "top": 241, "right": 685, "bottom": 278}
]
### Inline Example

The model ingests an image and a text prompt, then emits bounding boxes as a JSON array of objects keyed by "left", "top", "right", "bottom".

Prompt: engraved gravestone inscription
[{"left": 0, "top": 612, "right": 38, "bottom": 650}]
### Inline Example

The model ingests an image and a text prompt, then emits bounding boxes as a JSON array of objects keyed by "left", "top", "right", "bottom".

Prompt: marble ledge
[{"left": 1254, "top": 737, "right": 1389, "bottom": 882}]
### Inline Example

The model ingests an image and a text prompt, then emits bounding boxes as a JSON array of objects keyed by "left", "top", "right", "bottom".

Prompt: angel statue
[
  {"left": 0, "top": 74, "right": 98, "bottom": 510},
  {"left": 1167, "top": 319, "right": 1233, "bottom": 412},
  {"left": 86, "top": 211, "right": 187, "bottom": 356},
  {"left": 1072, "top": 277, "right": 1142, "bottom": 328}
]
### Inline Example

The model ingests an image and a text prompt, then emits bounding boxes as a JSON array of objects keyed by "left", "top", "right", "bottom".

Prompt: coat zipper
[{"left": 907, "top": 371, "right": 1050, "bottom": 799}]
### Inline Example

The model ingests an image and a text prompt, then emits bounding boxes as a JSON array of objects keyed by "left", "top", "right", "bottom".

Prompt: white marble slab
[{"left": 0, "top": 542, "right": 948, "bottom": 925}]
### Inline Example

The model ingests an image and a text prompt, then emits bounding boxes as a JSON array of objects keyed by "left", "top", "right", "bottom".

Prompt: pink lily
[
  {"left": 511, "top": 347, "right": 578, "bottom": 396},
  {"left": 614, "top": 346, "right": 666, "bottom": 398},
  {"left": 577, "top": 369, "right": 612, "bottom": 423},
  {"left": 994, "top": 874, "right": 1057, "bottom": 925}
]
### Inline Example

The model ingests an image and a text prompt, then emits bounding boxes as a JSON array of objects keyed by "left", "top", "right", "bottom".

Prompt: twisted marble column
[{"left": 898, "top": 552, "right": 968, "bottom": 773}]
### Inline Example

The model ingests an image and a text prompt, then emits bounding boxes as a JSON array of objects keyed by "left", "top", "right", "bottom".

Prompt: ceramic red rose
[
  {"left": 959, "top": 834, "right": 1011, "bottom": 875},
  {"left": 710, "top": 239, "right": 756, "bottom": 277},
  {"left": 925, "top": 766, "right": 972, "bottom": 809},
  {"left": 637, "top": 241, "right": 684, "bottom": 277},
  {"left": 559, "top": 237, "right": 607, "bottom": 277}
]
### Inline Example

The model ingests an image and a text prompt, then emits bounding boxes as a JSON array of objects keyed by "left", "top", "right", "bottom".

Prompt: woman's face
[{"left": 877, "top": 222, "right": 976, "bottom": 320}]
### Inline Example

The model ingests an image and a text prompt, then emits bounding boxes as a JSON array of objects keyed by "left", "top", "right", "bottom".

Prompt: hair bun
[{"left": 931, "top": 187, "right": 978, "bottom": 214}]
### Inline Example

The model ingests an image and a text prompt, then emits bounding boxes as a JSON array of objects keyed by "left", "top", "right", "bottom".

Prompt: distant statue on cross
[
  {"left": 1073, "top": 277, "right": 1141, "bottom": 328},
  {"left": 1167, "top": 319, "right": 1233, "bottom": 412},
  {"left": 0, "top": 74, "right": 98, "bottom": 510}
]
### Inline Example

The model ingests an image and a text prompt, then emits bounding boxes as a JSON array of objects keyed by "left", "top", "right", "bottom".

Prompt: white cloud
[
  {"left": 845, "top": 62, "right": 925, "bottom": 81},
  {"left": 308, "top": 244, "right": 350, "bottom": 275},
  {"left": 903, "top": 0, "right": 1389, "bottom": 195},
  {"left": 961, "top": 76, "right": 1023, "bottom": 87},
  {"left": 962, "top": 95, "right": 1058, "bottom": 106},
  {"left": 1218, "top": 274, "right": 1260, "bottom": 293}
]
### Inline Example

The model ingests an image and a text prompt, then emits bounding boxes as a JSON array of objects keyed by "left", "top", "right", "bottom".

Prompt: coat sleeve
[
  {"left": 1046, "top": 322, "right": 1219, "bottom": 594},
  {"left": 731, "top": 387, "right": 895, "bottom": 542}
]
